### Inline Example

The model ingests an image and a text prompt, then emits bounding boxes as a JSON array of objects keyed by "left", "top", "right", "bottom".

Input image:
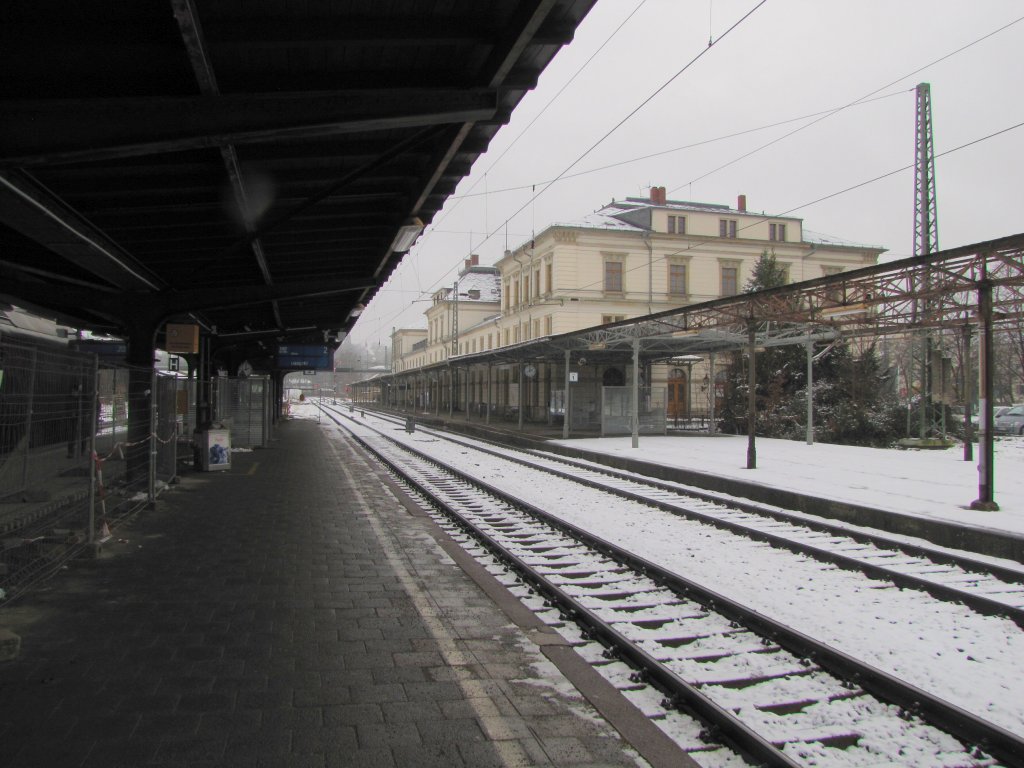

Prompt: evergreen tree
[
  {"left": 717, "top": 250, "right": 902, "bottom": 445},
  {"left": 744, "top": 248, "right": 788, "bottom": 292},
  {"left": 719, "top": 250, "right": 805, "bottom": 434}
]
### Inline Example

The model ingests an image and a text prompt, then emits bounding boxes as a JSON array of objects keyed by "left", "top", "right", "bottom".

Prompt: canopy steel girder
[
  {"left": 173, "top": 0, "right": 281, "bottom": 330},
  {"left": 0, "top": 91, "right": 499, "bottom": 168}
]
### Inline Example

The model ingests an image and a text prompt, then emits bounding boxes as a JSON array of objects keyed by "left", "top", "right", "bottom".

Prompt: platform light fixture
[{"left": 389, "top": 217, "right": 424, "bottom": 253}]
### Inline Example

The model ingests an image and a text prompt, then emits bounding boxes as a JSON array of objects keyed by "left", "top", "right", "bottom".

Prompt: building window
[
  {"left": 545, "top": 315, "right": 552, "bottom": 335},
  {"left": 822, "top": 265, "right": 843, "bottom": 277},
  {"left": 604, "top": 260, "right": 623, "bottom": 293},
  {"left": 533, "top": 319, "right": 541, "bottom": 338},
  {"left": 534, "top": 269, "right": 541, "bottom": 299},
  {"left": 668, "top": 215, "right": 686, "bottom": 235},
  {"left": 721, "top": 265, "right": 738, "bottom": 296},
  {"left": 602, "top": 314, "right": 625, "bottom": 324},
  {"left": 545, "top": 262, "right": 553, "bottom": 294},
  {"left": 523, "top": 274, "right": 530, "bottom": 303},
  {"left": 719, "top": 219, "right": 737, "bottom": 238},
  {"left": 669, "top": 263, "right": 687, "bottom": 296},
  {"left": 769, "top": 222, "right": 787, "bottom": 242}
]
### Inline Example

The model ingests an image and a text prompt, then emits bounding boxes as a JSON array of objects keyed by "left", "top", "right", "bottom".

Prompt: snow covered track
[
  {"left": 318, "top": 405, "right": 1024, "bottom": 767},
  {"left": 346, "top": 407, "right": 1024, "bottom": 627}
]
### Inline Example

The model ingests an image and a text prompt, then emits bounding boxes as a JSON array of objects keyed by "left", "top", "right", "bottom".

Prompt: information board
[{"left": 276, "top": 344, "right": 332, "bottom": 370}]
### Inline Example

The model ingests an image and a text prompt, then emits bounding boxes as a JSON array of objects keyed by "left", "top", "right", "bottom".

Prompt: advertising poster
[{"left": 204, "top": 428, "right": 231, "bottom": 471}]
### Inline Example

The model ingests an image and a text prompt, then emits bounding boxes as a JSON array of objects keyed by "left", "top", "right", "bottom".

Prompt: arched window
[{"left": 602, "top": 367, "right": 625, "bottom": 387}]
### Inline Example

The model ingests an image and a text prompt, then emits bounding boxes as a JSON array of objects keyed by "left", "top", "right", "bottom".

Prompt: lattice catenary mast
[{"left": 914, "top": 83, "right": 939, "bottom": 257}]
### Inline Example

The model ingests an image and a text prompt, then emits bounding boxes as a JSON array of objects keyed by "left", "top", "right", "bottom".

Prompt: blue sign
[{"left": 276, "top": 344, "right": 332, "bottom": 370}]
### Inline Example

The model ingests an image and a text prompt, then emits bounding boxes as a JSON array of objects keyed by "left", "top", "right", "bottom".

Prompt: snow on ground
[
  {"left": 383, "top": 427, "right": 1024, "bottom": 736},
  {"left": 295, "top": 402, "right": 1024, "bottom": 746},
  {"left": 551, "top": 433, "right": 1024, "bottom": 537}
]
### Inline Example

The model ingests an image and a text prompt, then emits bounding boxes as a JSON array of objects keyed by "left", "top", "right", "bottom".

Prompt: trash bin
[{"left": 201, "top": 428, "right": 232, "bottom": 471}]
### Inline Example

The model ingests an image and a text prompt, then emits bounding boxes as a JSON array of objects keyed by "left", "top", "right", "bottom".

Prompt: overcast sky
[{"left": 348, "top": 0, "right": 1024, "bottom": 349}]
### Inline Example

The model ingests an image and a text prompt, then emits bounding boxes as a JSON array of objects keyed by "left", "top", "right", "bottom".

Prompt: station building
[{"left": 390, "top": 187, "right": 885, "bottom": 425}]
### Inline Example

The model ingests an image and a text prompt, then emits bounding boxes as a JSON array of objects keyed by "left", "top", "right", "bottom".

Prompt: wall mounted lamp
[{"left": 389, "top": 217, "right": 424, "bottom": 253}]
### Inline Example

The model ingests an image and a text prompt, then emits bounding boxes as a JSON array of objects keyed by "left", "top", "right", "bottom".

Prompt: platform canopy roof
[{"left": 0, "top": 0, "right": 597, "bottom": 361}]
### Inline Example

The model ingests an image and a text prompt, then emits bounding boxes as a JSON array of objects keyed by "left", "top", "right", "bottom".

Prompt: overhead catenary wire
[
  {"left": 353, "top": 10, "right": 1023, "bottom": 346},
  {"left": 359, "top": 0, "right": 770, "bottom": 340},
  {"left": 440, "top": 91, "right": 909, "bottom": 202},
  {"left": 568, "top": 118, "right": 1024, "bottom": 298},
  {"left": 670, "top": 12, "right": 1024, "bottom": 196},
  {"left": 424, "top": 0, "right": 651, "bottom": 237}
]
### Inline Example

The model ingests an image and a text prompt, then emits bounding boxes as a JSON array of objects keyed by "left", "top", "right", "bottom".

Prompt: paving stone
[
  {"left": 0, "top": 421, "right": 647, "bottom": 768},
  {"left": 322, "top": 703, "right": 383, "bottom": 727}
]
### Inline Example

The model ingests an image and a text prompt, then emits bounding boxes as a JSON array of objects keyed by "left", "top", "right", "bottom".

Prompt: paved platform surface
[{"left": 0, "top": 418, "right": 661, "bottom": 768}]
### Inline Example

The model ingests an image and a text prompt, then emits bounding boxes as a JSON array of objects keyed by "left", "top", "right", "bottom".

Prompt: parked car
[
  {"left": 994, "top": 404, "right": 1024, "bottom": 435},
  {"left": 949, "top": 405, "right": 978, "bottom": 426}
]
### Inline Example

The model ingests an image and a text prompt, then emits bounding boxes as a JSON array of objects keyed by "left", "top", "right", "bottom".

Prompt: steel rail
[
  {"left": 330, "top": 428, "right": 801, "bottom": 766},
  {"left": 320, "top": 404, "right": 1024, "bottom": 767},
  {"left": 328, "top": 404, "right": 1024, "bottom": 624}
]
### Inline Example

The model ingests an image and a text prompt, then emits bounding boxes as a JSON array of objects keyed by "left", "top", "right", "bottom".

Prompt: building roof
[
  {"left": 444, "top": 266, "right": 501, "bottom": 303},
  {"left": 549, "top": 211, "right": 646, "bottom": 232},
  {"left": 611, "top": 196, "right": 733, "bottom": 214}
]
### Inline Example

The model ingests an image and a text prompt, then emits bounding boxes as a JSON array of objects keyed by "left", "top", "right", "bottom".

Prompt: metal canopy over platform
[
  {"left": 359, "top": 233, "right": 1024, "bottom": 508},
  {"left": 0, "top": 0, "right": 598, "bottom": 366}
]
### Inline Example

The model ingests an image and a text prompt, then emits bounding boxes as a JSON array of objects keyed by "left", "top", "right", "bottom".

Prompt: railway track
[
  {"left": 340, "top": 406, "right": 1024, "bottom": 627},
  {"left": 317, "top": 404, "right": 1023, "bottom": 767}
]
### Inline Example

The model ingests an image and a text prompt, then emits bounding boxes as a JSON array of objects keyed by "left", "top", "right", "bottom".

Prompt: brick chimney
[
  {"left": 649, "top": 186, "right": 666, "bottom": 206},
  {"left": 464, "top": 259, "right": 472, "bottom": 271},
  {"left": 737, "top": 194, "right": 747, "bottom": 212},
  {"left": 470, "top": 254, "right": 479, "bottom": 266}
]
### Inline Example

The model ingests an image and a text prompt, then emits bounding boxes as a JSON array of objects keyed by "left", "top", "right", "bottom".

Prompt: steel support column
[
  {"left": 563, "top": 350, "right": 571, "bottom": 440},
  {"left": 806, "top": 339, "right": 814, "bottom": 445},
  {"left": 962, "top": 322, "right": 973, "bottom": 462},
  {"left": 746, "top": 321, "right": 757, "bottom": 470},
  {"left": 972, "top": 272, "right": 998, "bottom": 510},
  {"left": 518, "top": 362, "right": 524, "bottom": 431},
  {"left": 631, "top": 336, "right": 640, "bottom": 449},
  {"left": 708, "top": 353, "right": 716, "bottom": 434}
]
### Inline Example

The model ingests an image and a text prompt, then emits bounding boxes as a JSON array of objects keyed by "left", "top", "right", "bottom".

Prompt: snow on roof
[
  {"left": 550, "top": 211, "right": 646, "bottom": 232},
  {"left": 449, "top": 267, "right": 501, "bottom": 302},
  {"left": 804, "top": 228, "right": 885, "bottom": 250},
  {"left": 616, "top": 196, "right": 732, "bottom": 213}
]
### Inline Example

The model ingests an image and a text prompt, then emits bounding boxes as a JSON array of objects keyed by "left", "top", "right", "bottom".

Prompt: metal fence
[
  {"left": 1, "top": 338, "right": 98, "bottom": 602},
  {"left": 225, "top": 376, "right": 272, "bottom": 448},
  {"left": 0, "top": 339, "right": 187, "bottom": 604},
  {"left": 600, "top": 386, "right": 667, "bottom": 436},
  {"left": 1, "top": 337, "right": 280, "bottom": 603}
]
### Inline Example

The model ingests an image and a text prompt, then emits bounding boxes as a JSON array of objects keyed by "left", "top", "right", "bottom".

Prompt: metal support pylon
[
  {"left": 913, "top": 82, "right": 943, "bottom": 439},
  {"left": 914, "top": 83, "right": 939, "bottom": 258}
]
